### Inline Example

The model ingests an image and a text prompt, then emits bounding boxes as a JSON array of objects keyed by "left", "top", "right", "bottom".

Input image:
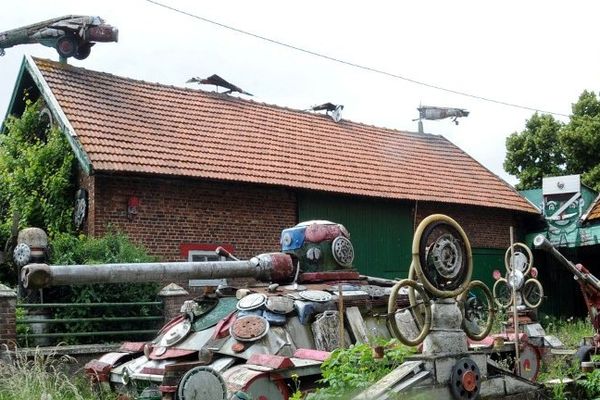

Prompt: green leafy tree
[
  {"left": 504, "top": 113, "right": 565, "bottom": 190},
  {"left": 505, "top": 90, "right": 600, "bottom": 190},
  {"left": 560, "top": 90, "right": 600, "bottom": 190}
]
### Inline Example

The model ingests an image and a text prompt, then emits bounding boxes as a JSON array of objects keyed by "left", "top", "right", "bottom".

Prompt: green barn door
[{"left": 298, "top": 192, "right": 413, "bottom": 279}]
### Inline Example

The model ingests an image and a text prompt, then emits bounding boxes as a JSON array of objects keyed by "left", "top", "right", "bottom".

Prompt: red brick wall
[
  {"left": 415, "top": 201, "right": 533, "bottom": 249},
  {"left": 91, "top": 174, "right": 297, "bottom": 261}
]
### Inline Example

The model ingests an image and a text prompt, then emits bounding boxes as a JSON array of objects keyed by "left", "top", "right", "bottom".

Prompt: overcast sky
[{"left": 1, "top": 1, "right": 598, "bottom": 186}]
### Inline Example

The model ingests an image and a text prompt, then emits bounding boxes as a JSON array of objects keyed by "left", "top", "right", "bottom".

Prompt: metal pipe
[
  {"left": 21, "top": 253, "right": 294, "bottom": 289},
  {"left": 533, "top": 235, "right": 600, "bottom": 290}
]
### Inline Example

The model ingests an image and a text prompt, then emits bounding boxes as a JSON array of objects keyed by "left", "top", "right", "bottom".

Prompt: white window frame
[{"left": 188, "top": 251, "right": 228, "bottom": 287}]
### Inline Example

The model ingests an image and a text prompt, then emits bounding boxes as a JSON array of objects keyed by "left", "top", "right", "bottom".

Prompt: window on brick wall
[
  {"left": 181, "top": 244, "right": 235, "bottom": 287},
  {"left": 188, "top": 250, "right": 225, "bottom": 262}
]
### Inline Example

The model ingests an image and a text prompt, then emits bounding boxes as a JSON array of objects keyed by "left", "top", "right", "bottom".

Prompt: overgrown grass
[
  {"left": 540, "top": 315, "right": 594, "bottom": 348},
  {"left": 0, "top": 347, "right": 113, "bottom": 400}
]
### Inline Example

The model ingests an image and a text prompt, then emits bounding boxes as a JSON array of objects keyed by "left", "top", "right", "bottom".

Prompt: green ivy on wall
[{"left": 0, "top": 98, "right": 76, "bottom": 243}]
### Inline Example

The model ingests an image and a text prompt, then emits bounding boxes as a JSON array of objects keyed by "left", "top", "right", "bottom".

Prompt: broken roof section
[{"left": 7, "top": 56, "right": 537, "bottom": 214}]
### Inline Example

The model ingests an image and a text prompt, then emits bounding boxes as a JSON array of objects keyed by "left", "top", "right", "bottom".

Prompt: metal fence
[{"left": 16, "top": 301, "right": 164, "bottom": 347}]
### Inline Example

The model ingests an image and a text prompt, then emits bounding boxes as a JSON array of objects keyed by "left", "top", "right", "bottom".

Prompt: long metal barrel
[
  {"left": 21, "top": 253, "right": 294, "bottom": 290},
  {"left": 533, "top": 234, "right": 600, "bottom": 289}
]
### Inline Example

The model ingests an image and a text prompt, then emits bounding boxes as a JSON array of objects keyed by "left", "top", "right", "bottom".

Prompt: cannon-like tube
[
  {"left": 21, "top": 253, "right": 294, "bottom": 289},
  {"left": 533, "top": 234, "right": 600, "bottom": 291}
]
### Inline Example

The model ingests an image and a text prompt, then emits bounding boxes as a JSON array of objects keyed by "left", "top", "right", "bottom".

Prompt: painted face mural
[{"left": 545, "top": 195, "right": 586, "bottom": 246}]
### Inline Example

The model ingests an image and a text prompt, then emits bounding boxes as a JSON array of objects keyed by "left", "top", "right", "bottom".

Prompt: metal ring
[
  {"left": 522, "top": 278, "right": 544, "bottom": 309},
  {"left": 459, "top": 280, "right": 495, "bottom": 341},
  {"left": 412, "top": 214, "right": 473, "bottom": 298},
  {"left": 504, "top": 242, "right": 533, "bottom": 275},
  {"left": 387, "top": 278, "right": 431, "bottom": 346},
  {"left": 492, "top": 278, "right": 513, "bottom": 309}
]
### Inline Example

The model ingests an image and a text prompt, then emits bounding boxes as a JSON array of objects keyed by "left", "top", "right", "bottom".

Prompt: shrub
[
  {"left": 39, "top": 230, "right": 161, "bottom": 344},
  {"left": 307, "top": 339, "right": 414, "bottom": 400}
]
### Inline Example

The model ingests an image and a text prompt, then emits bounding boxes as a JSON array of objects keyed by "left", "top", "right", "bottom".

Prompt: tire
[
  {"left": 56, "top": 35, "right": 78, "bottom": 58},
  {"left": 74, "top": 42, "right": 92, "bottom": 60}
]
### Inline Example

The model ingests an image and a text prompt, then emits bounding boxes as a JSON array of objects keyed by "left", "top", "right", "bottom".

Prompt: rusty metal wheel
[{"left": 450, "top": 357, "right": 481, "bottom": 400}]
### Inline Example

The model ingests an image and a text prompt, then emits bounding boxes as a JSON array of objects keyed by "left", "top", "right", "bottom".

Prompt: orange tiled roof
[
  {"left": 586, "top": 198, "right": 600, "bottom": 221},
  {"left": 30, "top": 57, "right": 537, "bottom": 214}
]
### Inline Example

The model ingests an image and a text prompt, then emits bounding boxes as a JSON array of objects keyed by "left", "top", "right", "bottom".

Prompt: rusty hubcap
[{"left": 461, "top": 370, "right": 476, "bottom": 392}]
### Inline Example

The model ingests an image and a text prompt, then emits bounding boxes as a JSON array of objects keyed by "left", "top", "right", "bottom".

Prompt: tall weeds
[{"left": 0, "top": 347, "right": 102, "bottom": 400}]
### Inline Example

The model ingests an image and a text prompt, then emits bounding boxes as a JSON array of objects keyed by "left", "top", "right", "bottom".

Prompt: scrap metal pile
[{"left": 21, "top": 220, "right": 406, "bottom": 400}]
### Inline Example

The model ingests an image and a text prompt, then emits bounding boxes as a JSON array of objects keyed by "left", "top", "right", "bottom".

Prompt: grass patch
[
  {"left": 0, "top": 347, "right": 114, "bottom": 400},
  {"left": 541, "top": 315, "right": 594, "bottom": 348}
]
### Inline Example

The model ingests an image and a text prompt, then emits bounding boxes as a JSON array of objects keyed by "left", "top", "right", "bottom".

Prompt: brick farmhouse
[{"left": 5, "top": 56, "right": 539, "bottom": 288}]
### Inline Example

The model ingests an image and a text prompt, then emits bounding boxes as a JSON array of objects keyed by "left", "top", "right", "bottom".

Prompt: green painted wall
[
  {"left": 298, "top": 192, "right": 506, "bottom": 287},
  {"left": 298, "top": 192, "right": 413, "bottom": 279},
  {"left": 471, "top": 248, "right": 505, "bottom": 289}
]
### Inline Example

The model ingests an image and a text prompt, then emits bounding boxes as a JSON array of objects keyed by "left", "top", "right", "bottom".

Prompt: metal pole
[
  {"left": 510, "top": 227, "right": 520, "bottom": 376},
  {"left": 338, "top": 282, "right": 345, "bottom": 348}
]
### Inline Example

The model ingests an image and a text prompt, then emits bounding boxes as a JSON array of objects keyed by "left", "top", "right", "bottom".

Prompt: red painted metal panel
[
  {"left": 247, "top": 354, "right": 293, "bottom": 369},
  {"left": 293, "top": 348, "right": 331, "bottom": 362}
]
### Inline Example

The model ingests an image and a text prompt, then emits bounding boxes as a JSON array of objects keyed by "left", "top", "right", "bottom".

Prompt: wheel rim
[
  {"left": 522, "top": 278, "right": 544, "bottom": 309},
  {"left": 413, "top": 214, "right": 473, "bottom": 298},
  {"left": 387, "top": 278, "right": 431, "bottom": 346},
  {"left": 504, "top": 243, "right": 533, "bottom": 275},
  {"left": 459, "top": 280, "right": 495, "bottom": 341},
  {"left": 492, "top": 278, "right": 513, "bottom": 308}
]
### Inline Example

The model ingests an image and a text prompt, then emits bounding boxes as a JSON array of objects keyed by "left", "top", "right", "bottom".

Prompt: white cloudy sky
[{"left": 1, "top": 1, "right": 598, "bottom": 185}]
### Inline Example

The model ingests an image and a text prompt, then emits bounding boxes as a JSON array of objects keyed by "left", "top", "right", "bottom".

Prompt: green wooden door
[{"left": 298, "top": 192, "right": 413, "bottom": 279}]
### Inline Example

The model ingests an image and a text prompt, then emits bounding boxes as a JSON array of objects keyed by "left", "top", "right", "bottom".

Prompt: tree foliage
[
  {"left": 505, "top": 90, "right": 600, "bottom": 190},
  {"left": 0, "top": 99, "right": 75, "bottom": 241},
  {"left": 504, "top": 113, "right": 564, "bottom": 190}
]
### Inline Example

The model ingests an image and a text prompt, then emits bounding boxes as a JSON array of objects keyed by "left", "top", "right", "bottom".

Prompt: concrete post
[
  {"left": 158, "top": 283, "right": 190, "bottom": 323},
  {"left": 0, "top": 284, "right": 17, "bottom": 350}
]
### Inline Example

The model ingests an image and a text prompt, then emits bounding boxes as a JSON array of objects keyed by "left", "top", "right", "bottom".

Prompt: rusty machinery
[
  {"left": 20, "top": 217, "right": 544, "bottom": 399},
  {"left": 386, "top": 214, "right": 495, "bottom": 399},
  {"left": 534, "top": 234, "right": 600, "bottom": 363},
  {"left": 488, "top": 241, "right": 553, "bottom": 381},
  {"left": 21, "top": 220, "right": 405, "bottom": 400}
]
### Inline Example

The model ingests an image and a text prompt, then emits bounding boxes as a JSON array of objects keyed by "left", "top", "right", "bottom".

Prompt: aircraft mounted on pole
[{"left": 0, "top": 15, "right": 118, "bottom": 60}]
